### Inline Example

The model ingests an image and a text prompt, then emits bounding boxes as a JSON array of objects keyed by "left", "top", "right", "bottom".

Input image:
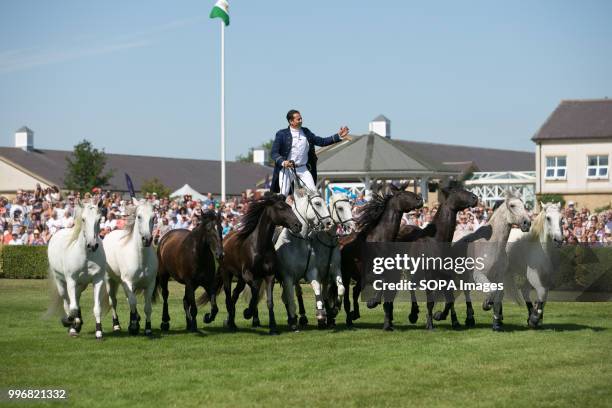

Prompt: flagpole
[{"left": 220, "top": 20, "right": 226, "bottom": 203}]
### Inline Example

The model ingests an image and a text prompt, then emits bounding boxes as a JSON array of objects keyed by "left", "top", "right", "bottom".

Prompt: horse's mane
[
  {"left": 68, "top": 206, "right": 83, "bottom": 244},
  {"left": 355, "top": 193, "right": 393, "bottom": 237},
  {"left": 121, "top": 205, "right": 138, "bottom": 239},
  {"left": 235, "top": 194, "right": 285, "bottom": 241},
  {"left": 527, "top": 210, "right": 545, "bottom": 239}
]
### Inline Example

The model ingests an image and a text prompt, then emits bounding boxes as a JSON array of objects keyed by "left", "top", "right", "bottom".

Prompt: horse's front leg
[
  {"left": 408, "top": 289, "right": 419, "bottom": 324},
  {"left": 295, "top": 283, "right": 308, "bottom": 328},
  {"left": 282, "top": 278, "right": 298, "bottom": 332},
  {"left": 122, "top": 281, "right": 140, "bottom": 335},
  {"left": 65, "top": 278, "right": 82, "bottom": 336},
  {"left": 464, "top": 289, "right": 475, "bottom": 328},
  {"left": 527, "top": 266, "right": 547, "bottom": 328},
  {"left": 106, "top": 277, "right": 122, "bottom": 332},
  {"left": 310, "top": 278, "right": 327, "bottom": 329},
  {"left": 143, "top": 278, "right": 156, "bottom": 336},
  {"left": 92, "top": 276, "right": 105, "bottom": 339},
  {"left": 183, "top": 284, "right": 198, "bottom": 332},
  {"left": 265, "top": 275, "right": 278, "bottom": 335},
  {"left": 352, "top": 275, "right": 362, "bottom": 321},
  {"left": 492, "top": 289, "right": 504, "bottom": 332}
]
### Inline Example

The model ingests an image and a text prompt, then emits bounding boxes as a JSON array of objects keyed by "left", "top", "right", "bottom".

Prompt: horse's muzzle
[
  {"left": 142, "top": 237, "right": 153, "bottom": 247},
  {"left": 87, "top": 243, "right": 99, "bottom": 252},
  {"left": 520, "top": 219, "right": 531, "bottom": 232},
  {"left": 289, "top": 222, "right": 301, "bottom": 234}
]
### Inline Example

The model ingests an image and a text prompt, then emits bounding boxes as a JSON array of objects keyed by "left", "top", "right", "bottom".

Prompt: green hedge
[{"left": 0, "top": 245, "right": 49, "bottom": 279}]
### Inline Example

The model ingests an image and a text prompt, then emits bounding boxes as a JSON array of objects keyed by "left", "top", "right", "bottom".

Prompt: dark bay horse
[
  {"left": 341, "top": 185, "right": 423, "bottom": 329},
  {"left": 220, "top": 193, "right": 301, "bottom": 334},
  {"left": 395, "top": 186, "right": 479, "bottom": 329},
  {"left": 156, "top": 211, "right": 223, "bottom": 332}
]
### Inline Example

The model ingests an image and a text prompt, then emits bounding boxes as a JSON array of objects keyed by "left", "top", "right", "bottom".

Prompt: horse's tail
[{"left": 43, "top": 267, "right": 63, "bottom": 320}]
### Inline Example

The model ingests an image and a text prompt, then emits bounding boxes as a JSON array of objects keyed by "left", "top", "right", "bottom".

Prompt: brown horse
[
  {"left": 220, "top": 193, "right": 301, "bottom": 335},
  {"left": 341, "top": 184, "right": 423, "bottom": 329},
  {"left": 156, "top": 211, "right": 223, "bottom": 332},
  {"left": 393, "top": 185, "right": 479, "bottom": 329}
]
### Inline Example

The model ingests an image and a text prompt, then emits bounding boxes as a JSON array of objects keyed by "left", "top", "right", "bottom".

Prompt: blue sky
[{"left": 1, "top": 1, "right": 611, "bottom": 161}]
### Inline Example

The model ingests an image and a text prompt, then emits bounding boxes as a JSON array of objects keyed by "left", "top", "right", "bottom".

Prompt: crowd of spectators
[{"left": 1, "top": 185, "right": 611, "bottom": 246}]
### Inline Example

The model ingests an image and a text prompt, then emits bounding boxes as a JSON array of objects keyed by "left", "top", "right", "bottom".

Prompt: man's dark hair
[{"left": 286, "top": 109, "right": 300, "bottom": 123}]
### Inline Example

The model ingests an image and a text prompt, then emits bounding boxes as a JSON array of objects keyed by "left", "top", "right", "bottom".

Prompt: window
[
  {"left": 587, "top": 155, "right": 609, "bottom": 179},
  {"left": 545, "top": 156, "right": 566, "bottom": 180}
]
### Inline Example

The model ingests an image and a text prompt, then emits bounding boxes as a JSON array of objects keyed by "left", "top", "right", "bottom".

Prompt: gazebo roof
[{"left": 316, "top": 132, "right": 458, "bottom": 179}]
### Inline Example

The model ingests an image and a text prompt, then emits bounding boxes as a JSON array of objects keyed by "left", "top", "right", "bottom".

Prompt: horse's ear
[
  {"left": 440, "top": 187, "right": 450, "bottom": 198},
  {"left": 399, "top": 181, "right": 410, "bottom": 191},
  {"left": 132, "top": 197, "right": 139, "bottom": 206},
  {"left": 97, "top": 199, "right": 104, "bottom": 209}
]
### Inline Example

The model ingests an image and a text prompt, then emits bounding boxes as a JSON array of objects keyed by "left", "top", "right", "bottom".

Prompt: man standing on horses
[{"left": 271, "top": 110, "right": 351, "bottom": 196}]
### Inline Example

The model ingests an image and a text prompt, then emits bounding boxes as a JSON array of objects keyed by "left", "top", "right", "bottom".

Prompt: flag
[
  {"left": 210, "top": 0, "right": 230, "bottom": 26},
  {"left": 125, "top": 173, "right": 136, "bottom": 198}
]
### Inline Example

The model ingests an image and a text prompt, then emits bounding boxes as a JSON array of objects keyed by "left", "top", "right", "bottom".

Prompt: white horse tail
[{"left": 43, "top": 268, "right": 63, "bottom": 320}]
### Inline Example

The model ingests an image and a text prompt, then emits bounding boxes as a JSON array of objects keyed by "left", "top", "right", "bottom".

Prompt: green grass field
[{"left": 1, "top": 279, "right": 611, "bottom": 408}]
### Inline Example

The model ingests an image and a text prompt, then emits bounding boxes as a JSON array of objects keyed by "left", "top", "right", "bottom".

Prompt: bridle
[
  {"left": 288, "top": 163, "right": 333, "bottom": 232},
  {"left": 331, "top": 198, "right": 354, "bottom": 234}
]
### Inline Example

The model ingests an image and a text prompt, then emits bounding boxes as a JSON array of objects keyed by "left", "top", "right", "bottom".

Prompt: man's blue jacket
[{"left": 270, "top": 127, "right": 340, "bottom": 193}]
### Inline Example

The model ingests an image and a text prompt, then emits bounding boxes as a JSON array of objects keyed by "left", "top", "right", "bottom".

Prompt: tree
[
  {"left": 235, "top": 139, "right": 275, "bottom": 166},
  {"left": 64, "top": 139, "right": 114, "bottom": 193},
  {"left": 141, "top": 177, "right": 172, "bottom": 198}
]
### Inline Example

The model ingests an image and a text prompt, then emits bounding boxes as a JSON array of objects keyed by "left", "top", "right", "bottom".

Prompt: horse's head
[
  {"left": 203, "top": 212, "right": 224, "bottom": 260},
  {"left": 133, "top": 197, "right": 155, "bottom": 247},
  {"left": 293, "top": 185, "right": 334, "bottom": 231},
  {"left": 267, "top": 196, "right": 301, "bottom": 234},
  {"left": 389, "top": 184, "right": 423, "bottom": 213},
  {"left": 504, "top": 193, "right": 531, "bottom": 232},
  {"left": 330, "top": 193, "right": 355, "bottom": 234},
  {"left": 79, "top": 200, "right": 103, "bottom": 252},
  {"left": 441, "top": 187, "right": 479, "bottom": 212},
  {"left": 541, "top": 201, "right": 563, "bottom": 244}
]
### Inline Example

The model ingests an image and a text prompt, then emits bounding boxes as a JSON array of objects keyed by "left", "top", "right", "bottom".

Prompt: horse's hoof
[
  {"left": 350, "top": 311, "right": 360, "bottom": 321},
  {"left": 298, "top": 315, "right": 309, "bottom": 327},
  {"left": 452, "top": 321, "right": 462, "bottom": 330},
  {"left": 243, "top": 308, "right": 253, "bottom": 320},
  {"left": 203, "top": 313, "right": 214, "bottom": 324},
  {"left": 128, "top": 324, "right": 140, "bottom": 336},
  {"left": 96, "top": 334, "right": 103, "bottom": 341},
  {"left": 317, "top": 320, "right": 327, "bottom": 330},
  {"left": 492, "top": 321, "right": 503, "bottom": 332},
  {"left": 327, "top": 319, "right": 336, "bottom": 330},
  {"left": 528, "top": 315, "right": 540, "bottom": 329},
  {"left": 223, "top": 319, "right": 237, "bottom": 332},
  {"left": 69, "top": 328, "right": 78, "bottom": 337},
  {"left": 425, "top": 321, "right": 435, "bottom": 331},
  {"left": 61, "top": 316, "right": 74, "bottom": 327},
  {"left": 160, "top": 322, "right": 170, "bottom": 331},
  {"left": 383, "top": 323, "right": 394, "bottom": 332},
  {"left": 482, "top": 299, "right": 492, "bottom": 311},
  {"left": 289, "top": 324, "right": 299, "bottom": 332},
  {"left": 408, "top": 313, "right": 419, "bottom": 324},
  {"left": 145, "top": 329, "right": 153, "bottom": 336},
  {"left": 113, "top": 324, "right": 122, "bottom": 332},
  {"left": 269, "top": 328, "right": 279, "bottom": 336},
  {"left": 465, "top": 316, "right": 476, "bottom": 328},
  {"left": 433, "top": 311, "right": 443, "bottom": 321},
  {"left": 366, "top": 299, "right": 380, "bottom": 309},
  {"left": 252, "top": 317, "right": 261, "bottom": 328}
]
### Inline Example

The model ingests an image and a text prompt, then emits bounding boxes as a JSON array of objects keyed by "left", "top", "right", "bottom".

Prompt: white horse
[
  {"left": 297, "top": 193, "right": 356, "bottom": 328},
  {"left": 47, "top": 201, "right": 106, "bottom": 339},
  {"left": 506, "top": 202, "right": 563, "bottom": 328},
  {"left": 275, "top": 181, "right": 334, "bottom": 331},
  {"left": 458, "top": 193, "right": 531, "bottom": 331},
  {"left": 104, "top": 198, "right": 158, "bottom": 336}
]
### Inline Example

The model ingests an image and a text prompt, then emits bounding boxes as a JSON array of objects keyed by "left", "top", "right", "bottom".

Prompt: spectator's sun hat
[{"left": 568, "top": 201, "right": 575, "bottom": 206}]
